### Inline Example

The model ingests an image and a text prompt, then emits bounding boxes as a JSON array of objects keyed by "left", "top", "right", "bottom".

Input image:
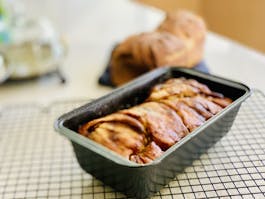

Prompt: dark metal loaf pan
[{"left": 55, "top": 67, "right": 251, "bottom": 198}]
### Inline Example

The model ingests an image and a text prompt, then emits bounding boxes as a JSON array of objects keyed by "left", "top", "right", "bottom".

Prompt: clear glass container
[{"left": 0, "top": 0, "right": 66, "bottom": 81}]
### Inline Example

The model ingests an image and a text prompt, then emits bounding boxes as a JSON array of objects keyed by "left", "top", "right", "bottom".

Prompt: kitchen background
[
  {"left": 0, "top": 1, "right": 264, "bottom": 199},
  {"left": 138, "top": 0, "right": 265, "bottom": 54}
]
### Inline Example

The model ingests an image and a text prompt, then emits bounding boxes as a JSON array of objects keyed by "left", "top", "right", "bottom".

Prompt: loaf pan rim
[{"left": 54, "top": 67, "right": 251, "bottom": 167}]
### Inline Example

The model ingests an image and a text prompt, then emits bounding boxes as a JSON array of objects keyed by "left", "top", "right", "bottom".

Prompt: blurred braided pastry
[
  {"left": 110, "top": 32, "right": 187, "bottom": 86},
  {"left": 157, "top": 10, "right": 206, "bottom": 67},
  {"left": 110, "top": 10, "right": 207, "bottom": 86}
]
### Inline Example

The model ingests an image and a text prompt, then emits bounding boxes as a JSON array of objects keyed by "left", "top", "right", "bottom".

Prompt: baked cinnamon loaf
[
  {"left": 157, "top": 10, "right": 206, "bottom": 67},
  {"left": 110, "top": 10, "right": 207, "bottom": 86},
  {"left": 79, "top": 78, "right": 232, "bottom": 164}
]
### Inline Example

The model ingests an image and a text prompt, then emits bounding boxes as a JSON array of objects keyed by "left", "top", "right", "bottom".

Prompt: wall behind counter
[{"left": 137, "top": 0, "right": 265, "bottom": 54}]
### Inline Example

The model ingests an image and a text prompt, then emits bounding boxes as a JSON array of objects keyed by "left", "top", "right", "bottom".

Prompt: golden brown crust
[
  {"left": 157, "top": 10, "right": 206, "bottom": 67},
  {"left": 110, "top": 32, "right": 187, "bottom": 86},
  {"left": 88, "top": 122, "right": 146, "bottom": 159},
  {"left": 161, "top": 98, "right": 205, "bottom": 131},
  {"left": 110, "top": 10, "right": 207, "bottom": 86},
  {"left": 157, "top": 10, "right": 206, "bottom": 43},
  {"left": 207, "top": 97, "right": 233, "bottom": 108},
  {"left": 79, "top": 78, "right": 232, "bottom": 164},
  {"left": 78, "top": 113, "right": 145, "bottom": 136},
  {"left": 130, "top": 141, "right": 163, "bottom": 164},
  {"left": 147, "top": 78, "right": 213, "bottom": 101},
  {"left": 121, "top": 102, "right": 189, "bottom": 150},
  {"left": 181, "top": 97, "right": 213, "bottom": 119}
]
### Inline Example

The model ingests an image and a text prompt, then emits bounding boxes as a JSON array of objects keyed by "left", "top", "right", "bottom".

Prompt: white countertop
[{"left": 0, "top": 0, "right": 265, "bottom": 106}]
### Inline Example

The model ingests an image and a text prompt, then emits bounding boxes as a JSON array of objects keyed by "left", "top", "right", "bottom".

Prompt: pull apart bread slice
[
  {"left": 120, "top": 102, "right": 189, "bottom": 150},
  {"left": 79, "top": 113, "right": 148, "bottom": 160},
  {"left": 79, "top": 78, "right": 232, "bottom": 164}
]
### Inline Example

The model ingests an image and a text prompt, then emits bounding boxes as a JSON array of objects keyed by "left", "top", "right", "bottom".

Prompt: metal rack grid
[{"left": 0, "top": 90, "right": 264, "bottom": 199}]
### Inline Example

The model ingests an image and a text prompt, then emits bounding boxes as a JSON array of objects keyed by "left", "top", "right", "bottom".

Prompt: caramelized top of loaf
[
  {"left": 79, "top": 78, "right": 232, "bottom": 164},
  {"left": 110, "top": 32, "right": 187, "bottom": 86},
  {"left": 110, "top": 10, "right": 207, "bottom": 86},
  {"left": 157, "top": 10, "right": 206, "bottom": 42}
]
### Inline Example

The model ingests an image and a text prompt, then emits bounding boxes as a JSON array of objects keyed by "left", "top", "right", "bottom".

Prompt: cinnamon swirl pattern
[{"left": 79, "top": 78, "right": 232, "bottom": 164}]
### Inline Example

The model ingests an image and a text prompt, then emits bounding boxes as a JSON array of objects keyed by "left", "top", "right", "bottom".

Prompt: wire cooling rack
[{"left": 0, "top": 90, "right": 264, "bottom": 199}]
